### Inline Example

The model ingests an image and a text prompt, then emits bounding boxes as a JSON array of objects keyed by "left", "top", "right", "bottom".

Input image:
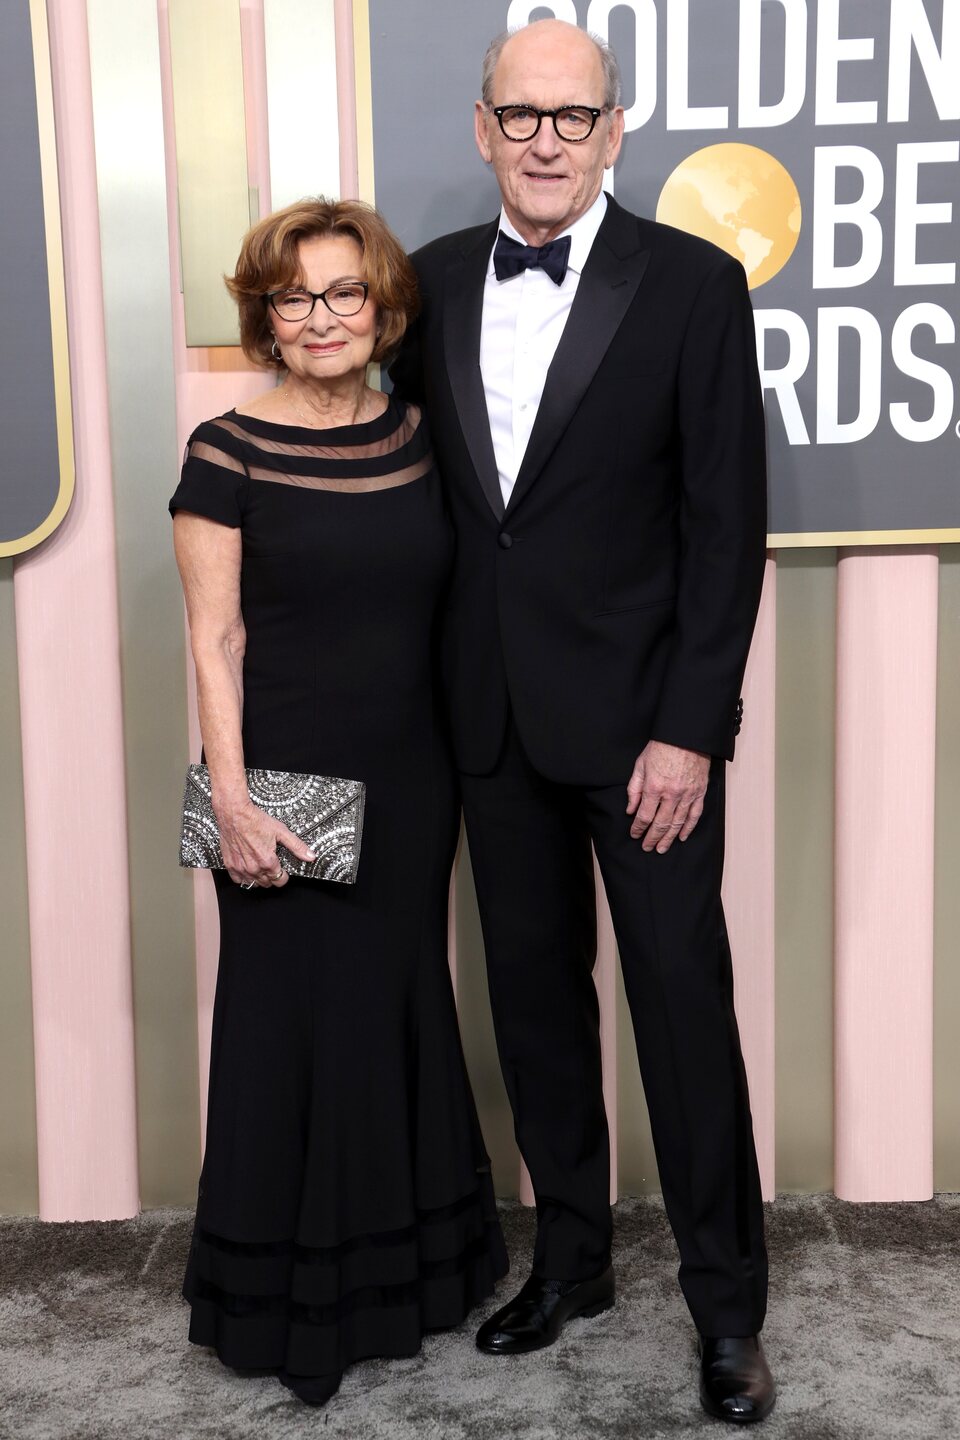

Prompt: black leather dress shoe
[
  {"left": 278, "top": 1369, "right": 342, "bottom": 1406},
  {"left": 699, "top": 1335, "right": 775, "bottom": 1423},
  {"left": 476, "top": 1267, "right": 614, "bottom": 1355}
]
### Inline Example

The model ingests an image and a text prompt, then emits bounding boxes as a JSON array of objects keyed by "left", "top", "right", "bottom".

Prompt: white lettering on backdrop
[{"left": 502, "top": 0, "right": 959, "bottom": 448}]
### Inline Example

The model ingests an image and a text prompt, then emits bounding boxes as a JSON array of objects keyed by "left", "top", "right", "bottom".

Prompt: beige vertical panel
[
  {"left": 156, "top": 0, "right": 275, "bottom": 1153},
  {"left": 723, "top": 558, "right": 776, "bottom": 1199},
  {"left": 594, "top": 863, "right": 618, "bottom": 1202},
  {"left": 168, "top": 0, "right": 250, "bottom": 345},
  {"left": 615, "top": 963, "right": 659, "bottom": 1195},
  {"left": 264, "top": 0, "right": 340, "bottom": 207},
  {"left": 455, "top": 841, "right": 522, "bottom": 1196},
  {"left": 774, "top": 550, "right": 836, "bottom": 1193},
  {"left": 87, "top": 0, "right": 200, "bottom": 1206},
  {"left": 0, "top": 562, "right": 39, "bottom": 1215},
  {"left": 350, "top": 0, "right": 375, "bottom": 204},
  {"left": 934, "top": 545, "right": 960, "bottom": 1192},
  {"left": 447, "top": 839, "right": 460, "bottom": 991},
  {"left": 239, "top": 0, "right": 271, "bottom": 218}
]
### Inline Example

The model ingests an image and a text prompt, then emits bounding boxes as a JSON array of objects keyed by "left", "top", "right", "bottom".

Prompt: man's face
[{"left": 475, "top": 21, "right": 624, "bottom": 244}]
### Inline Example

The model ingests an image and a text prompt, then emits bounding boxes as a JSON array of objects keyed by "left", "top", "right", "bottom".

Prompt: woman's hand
[{"left": 215, "top": 796, "right": 317, "bottom": 889}]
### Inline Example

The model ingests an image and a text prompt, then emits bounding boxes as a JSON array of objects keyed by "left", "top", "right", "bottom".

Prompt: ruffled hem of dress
[{"left": 182, "top": 1175, "right": 509, "bottom": 1377}]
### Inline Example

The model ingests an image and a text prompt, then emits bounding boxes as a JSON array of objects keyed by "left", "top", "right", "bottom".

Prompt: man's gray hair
[{"left": 480, "top": 23, "right": 622, "bottom": 111}]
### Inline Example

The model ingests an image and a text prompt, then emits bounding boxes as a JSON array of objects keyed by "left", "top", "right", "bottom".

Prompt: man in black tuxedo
[{"left": 391, "top": 18, "right": 774, "bottom": 1424}]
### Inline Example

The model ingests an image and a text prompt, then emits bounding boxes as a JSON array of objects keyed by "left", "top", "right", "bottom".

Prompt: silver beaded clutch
[{"left": 179, "top": 765, "right": 365, "bottom": 884}]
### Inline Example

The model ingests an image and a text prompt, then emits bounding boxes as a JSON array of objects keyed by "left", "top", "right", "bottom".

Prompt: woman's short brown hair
[{"left": 226, "top": 197, "right": 419, "bottom": 369}]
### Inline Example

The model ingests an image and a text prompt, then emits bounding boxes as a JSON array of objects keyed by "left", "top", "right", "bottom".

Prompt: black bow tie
[{"left": 493, "top": 230, "right": 572, "bottom": 286}]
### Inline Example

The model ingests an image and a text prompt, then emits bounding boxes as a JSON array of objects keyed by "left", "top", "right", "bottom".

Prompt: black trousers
[{"left": 459, "top": 718, "right": 768, "bottom": 1338}]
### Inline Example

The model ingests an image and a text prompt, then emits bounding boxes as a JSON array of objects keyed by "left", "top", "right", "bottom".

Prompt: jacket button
[{"left": 498, "top": 532, "right": 513, "bottom": 549}]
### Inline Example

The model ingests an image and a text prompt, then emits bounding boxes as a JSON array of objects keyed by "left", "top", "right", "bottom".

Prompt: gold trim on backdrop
[
  {"left": 0, "top": 0, "right": 77, "bottom": 559},
  {"left": 353, "top": 0, "right": 375, "bottom": 205},
  {"left": 769, "top": 528, "right": 960, "bottom": 548},
  {"left": 263, "top": 0, "right": 340, "bottom": 209},
  {"left": 168, "top": 0, "right": 250, "bottom": 346}
]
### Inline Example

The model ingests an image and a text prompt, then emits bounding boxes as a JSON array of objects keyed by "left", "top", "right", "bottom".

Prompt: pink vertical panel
[
  {"left": 157, "top": 0, "right": 273, "bottom": 1136},
  {"left": 723, "top": 556, "right": 777, "bottom": 1200},
  {"left": 333, "top": 0, "right": 358, "bottom": 200},
  {"left": 240, "top": 0, "right": 272, "bottom": 218},
  {"left": 13, "top": 0, "right": 139, "bottom": 1221},
  {"left": 835, "top": 548, "right": 937, "bottom": 1201}
]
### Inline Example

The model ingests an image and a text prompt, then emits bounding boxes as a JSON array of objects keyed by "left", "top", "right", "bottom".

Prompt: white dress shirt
[{"left": 480, "top": 189, "right": 608, "bottom": 508}]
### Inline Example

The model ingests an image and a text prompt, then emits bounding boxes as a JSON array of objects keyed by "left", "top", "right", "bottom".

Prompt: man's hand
[{"left": 626, "top": 740, "right": 711, "bottom": 852}]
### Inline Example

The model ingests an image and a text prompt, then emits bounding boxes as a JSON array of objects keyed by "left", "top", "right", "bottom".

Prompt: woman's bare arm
[{"left": 173, "top": 511, "right": 314, "bottom": 887}]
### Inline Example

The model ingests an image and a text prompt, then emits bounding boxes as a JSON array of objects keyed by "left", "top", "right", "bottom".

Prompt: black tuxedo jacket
[{"left": 391, "top": 196, "right": 767, "bottom": 786}]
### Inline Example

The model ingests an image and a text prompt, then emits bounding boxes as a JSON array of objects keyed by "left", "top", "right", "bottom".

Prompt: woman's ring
[
  {"left": 272, "top": 868, "right": 283, "bottom": 881},
  {"left": 240, "top": 880, "right": 256, "bottom": 890}
]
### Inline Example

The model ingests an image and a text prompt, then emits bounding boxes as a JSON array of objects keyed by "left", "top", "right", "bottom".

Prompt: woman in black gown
[{"left": 170, "top": 198, "right": 507, "bottom": 1406}]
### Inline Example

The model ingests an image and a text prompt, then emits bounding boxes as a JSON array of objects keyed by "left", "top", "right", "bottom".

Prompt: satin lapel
[
  {"left": 442, "top": 221, "right": 504, "bottom": 521},
  {"left": 505, "top": 206, "right": 651, "bottom": 518}
]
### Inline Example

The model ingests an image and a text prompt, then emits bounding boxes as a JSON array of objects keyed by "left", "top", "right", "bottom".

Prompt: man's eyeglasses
[
  {"left": 490, "top": 105, "right": 606, "bottom": 143},
  {"left": 267, "top": 282, "right": 369, "bottom": 322}
]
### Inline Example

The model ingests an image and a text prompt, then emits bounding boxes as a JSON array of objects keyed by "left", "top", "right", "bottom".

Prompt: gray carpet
[{"left": 1, "top": 1196, "right": 958, "bottom": 1439}]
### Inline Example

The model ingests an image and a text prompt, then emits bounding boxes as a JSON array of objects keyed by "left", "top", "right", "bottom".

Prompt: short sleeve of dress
[{"left": 169, "top": 418, "right": 248, "bottom": 528}]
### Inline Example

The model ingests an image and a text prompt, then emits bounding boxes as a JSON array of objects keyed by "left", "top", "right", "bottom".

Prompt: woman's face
[{"left": 270, "top": 234, "right": 378, "bottom": 384}]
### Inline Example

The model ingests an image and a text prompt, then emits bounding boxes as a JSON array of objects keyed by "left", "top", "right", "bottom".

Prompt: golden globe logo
[{"left": 656, "top": 143, "right": 802, "bottom": 287}]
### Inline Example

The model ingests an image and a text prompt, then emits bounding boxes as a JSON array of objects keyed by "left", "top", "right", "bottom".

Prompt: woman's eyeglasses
[{"left": 267, "top": 282, "right": 369, "bottom": 321}]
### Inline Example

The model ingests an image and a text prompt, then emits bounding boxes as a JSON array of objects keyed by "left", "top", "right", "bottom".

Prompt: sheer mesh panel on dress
[
  {"left": 187, "top": 404, "right": 433, "bottom": 494},
  {"left": 185, "top": 440, "right": 246, "bottom": 474}
]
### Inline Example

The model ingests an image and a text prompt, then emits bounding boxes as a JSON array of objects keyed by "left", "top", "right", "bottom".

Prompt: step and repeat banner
[{"left": 368, "top": 0, "right": 959, "bottom": 544}]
